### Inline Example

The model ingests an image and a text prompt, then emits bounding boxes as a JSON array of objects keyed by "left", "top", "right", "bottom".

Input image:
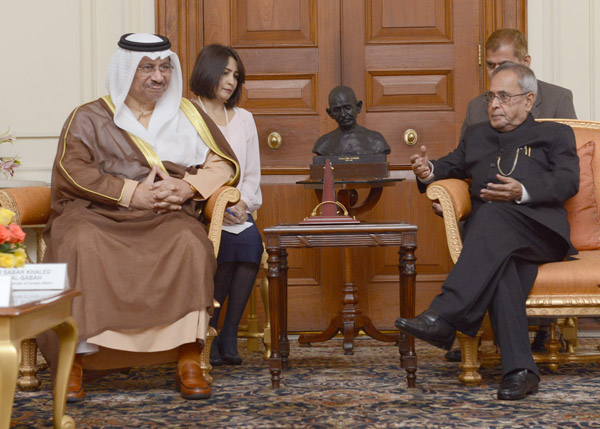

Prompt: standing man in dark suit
[
  {"left": 396, "top": 62, "right": 579, "bottom": 400},
  {"left": 442, "top": 28, "right": 578, "bottom": 362},
  {"left": 461, "top": 28, "right": 577, "bottom": 138}
]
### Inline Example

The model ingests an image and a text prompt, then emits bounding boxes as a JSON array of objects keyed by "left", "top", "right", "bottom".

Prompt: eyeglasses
[
  {"left": 137, "top": 64, "right": 174, "bottom": 75},
  {"left": 483, "top": 91, "right": 529, "bottom": 104}
]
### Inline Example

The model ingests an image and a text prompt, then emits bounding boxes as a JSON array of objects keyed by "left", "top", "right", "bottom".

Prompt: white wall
[
  {"left": 0, "top": 0, "right": 155, "bottom": 183},
  {"left": 528, "top": 0, "right": 600, "bottom": 121}
]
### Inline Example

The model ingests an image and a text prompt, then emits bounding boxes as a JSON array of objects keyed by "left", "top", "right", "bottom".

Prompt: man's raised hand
[{"left": 410, "top": 145, "right": 431, "bottom": 180}]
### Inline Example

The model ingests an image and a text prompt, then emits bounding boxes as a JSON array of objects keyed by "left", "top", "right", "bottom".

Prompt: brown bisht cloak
[{"left": 41, "top": 97, "right": 239, "bottom": 346}]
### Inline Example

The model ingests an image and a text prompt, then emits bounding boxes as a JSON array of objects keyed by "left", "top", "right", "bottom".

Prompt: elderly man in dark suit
[
  {"left": 442, "top": 28, "right": 578, "bottom": 362},
  {"left": 396, "top": 62, "right": 579, "bottom": 400}
]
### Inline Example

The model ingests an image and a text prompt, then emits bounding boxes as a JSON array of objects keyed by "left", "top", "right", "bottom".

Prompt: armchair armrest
[
  {"left": 204, "top": 186, "right": 241, "bottom": 257},
  {"left": 0, "top": 187, "right": 51, "bottom": 226},
  {"left": 426, "top": 179, "right": 471, "bottom": 264}
]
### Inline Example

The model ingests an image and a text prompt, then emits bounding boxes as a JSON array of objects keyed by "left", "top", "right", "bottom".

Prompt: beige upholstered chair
[
  {"left": 0, "top": 185, "right": 240, "bottom": 389},
  {"left": 425, "top": 119, "right": 600, "bottom": 385}
]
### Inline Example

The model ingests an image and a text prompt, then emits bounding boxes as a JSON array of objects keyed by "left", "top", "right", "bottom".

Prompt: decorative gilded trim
[
  {"left": 456, "top": 331, "right": 482, "bottom": 386},
  {"left": 426, "top": 184, "right": 463, "bottom": 264},
  {"left": 179, "top": 98, "right": 240, "bottom": 186},
  {"left": 203, "top": 326, "right": 218, "bottom": 384},
  {"left": 526, "top": 307, "right": 600, "bottom": 317},
  {"left": 536, "top": 118, "right": 600, "bottom": 129},
  {"left": 59, "top": 105, "right": 123, "bottom": 202},
  {"left": 101, "top": 96, "right": 168, "bottom": 174},
  {"left": 17, "top": 338, "right": 42, "bottom": 390},
  {"left": 0, "top": 190, "right": 20, "bottom": 224},
  {"left": 207, "top": 187, "right": 240, "bottom": 257},
  {"left": 526, "top": 295, "right": 600, "bottom": 307}
]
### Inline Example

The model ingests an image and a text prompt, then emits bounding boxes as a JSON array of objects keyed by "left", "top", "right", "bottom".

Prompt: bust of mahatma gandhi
[{"left": 312, "top": 86, "right": 391, "bottom": 156}]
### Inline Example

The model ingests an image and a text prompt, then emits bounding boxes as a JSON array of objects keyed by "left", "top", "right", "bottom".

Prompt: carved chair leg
[
  {"left": 259, "top": 276, "right": 271, "bottom": 360},
  {"left": 202, "top": 327, "right": 217, "bottom": 385},
  {"left": 545, "top": 322, "right": 562, "bottom": 371},
  {"left": 18, "top": 338, "right": 42, "bottom": 391},
  {"left": 561, "top": 317, "right": 578, "bottom": 353},
  {"left": 457, "top": 331, "right": 482, "bottom": 386}
]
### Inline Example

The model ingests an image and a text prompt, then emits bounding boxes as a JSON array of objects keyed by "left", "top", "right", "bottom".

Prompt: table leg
[
  {"left": 398, "top": 234, "right": 417, "bottom": 388},
  {"left": 0, "top": 339, "right": 18, "bottom": 429},
  {"left": 17, "top": 338, "right": 42, "bottom": 390},
  {"left": 340, "top": 247, "right": 360, "bottom": 354},
  {"left": 267, "top": 248, "right": 282, "bottom": 388},
  {"left": 279, "top": 249, "right": 290, "bottom": 369},
  {"left": 52, "top": 317, "right": 77, "bottom": 429}
]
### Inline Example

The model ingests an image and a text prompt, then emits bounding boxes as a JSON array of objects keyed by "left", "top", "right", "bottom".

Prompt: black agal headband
[{"left": 118, "top": 33, "right": 171, "bottom": 52}]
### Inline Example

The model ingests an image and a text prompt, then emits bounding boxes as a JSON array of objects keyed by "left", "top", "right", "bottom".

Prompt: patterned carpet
[{"left": 9, "top": 337, "right": 600, "bottom": 428}]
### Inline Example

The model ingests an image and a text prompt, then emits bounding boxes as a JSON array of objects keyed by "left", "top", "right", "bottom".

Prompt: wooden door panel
[
  {"left": 243, "top": 75, "right": 316, "bottom": 114},
  {"left": 367, "top": 70, "right": 454, "bottom": 112},
  {"left": 367, "top": 0, "right": 452, "bottom": 43},
  {"left": 232, "top": 0, "right": 316, "bottom": 46}
]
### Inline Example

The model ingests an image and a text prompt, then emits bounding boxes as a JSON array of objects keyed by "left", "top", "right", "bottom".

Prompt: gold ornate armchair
[
  {"left": 426, "top": 119, "right": 600, "bottom": 385},
  {"left": 0, "top": 185, "right": 240, "bottom": 389}
]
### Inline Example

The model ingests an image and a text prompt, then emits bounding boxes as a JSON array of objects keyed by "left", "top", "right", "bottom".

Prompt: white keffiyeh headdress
[{"left": 105, "top": 33, "right": 209, "bottom": 166}]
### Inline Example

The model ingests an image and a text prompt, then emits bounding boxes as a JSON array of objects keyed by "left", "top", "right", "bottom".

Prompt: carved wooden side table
[{"left": 263, "top": 222, "right": 417, "bottom": 389}]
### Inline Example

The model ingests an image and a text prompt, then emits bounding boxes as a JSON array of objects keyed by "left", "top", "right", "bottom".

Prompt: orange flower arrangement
[{"left": 0, "top": 207, "right": 26, "bottom": 268}]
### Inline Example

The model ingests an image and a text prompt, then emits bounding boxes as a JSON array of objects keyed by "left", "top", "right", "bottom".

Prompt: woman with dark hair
[{"left": 190, "top": 44, "right": 263, "bottom": 365}]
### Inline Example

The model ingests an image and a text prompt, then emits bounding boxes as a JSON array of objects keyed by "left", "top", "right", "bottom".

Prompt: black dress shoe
[
  {"left": 209, "top": 339, "right": 226, "bottom": 366},
  {"left": 220, "top": 353, "right": 243, "bottom": 365},
  {"left": 218, "top": 335, "right": 243, "bottom": 365},
  {"left": 395, "top": 309, "right": 456, "bottom": 351},
  {"left": 444, "top": 348, "right": 462, "bottom": 362},
  {"left": 497, "top": 369, "right": 539, "bottom": 400}
]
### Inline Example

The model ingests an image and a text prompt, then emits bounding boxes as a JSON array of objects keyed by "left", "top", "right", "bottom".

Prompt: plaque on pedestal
[{"left": 310, "top": 154, "right": 389, "bottom": 181}]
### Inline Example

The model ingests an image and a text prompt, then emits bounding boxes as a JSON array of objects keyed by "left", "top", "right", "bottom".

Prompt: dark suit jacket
[
  {"left": 461, "top": 80, "right": 577, "bottom": 138},
  {"left": 420, "top": 114, "right": 579, "bottom": 254}
]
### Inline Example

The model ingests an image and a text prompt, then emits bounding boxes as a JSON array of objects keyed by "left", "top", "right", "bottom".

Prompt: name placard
[
  {"left": 0, "top": 264, "right": 68, "bottom": 291},
  {"left": 0, "top": 276, "right": 11, "bottom": 307}
]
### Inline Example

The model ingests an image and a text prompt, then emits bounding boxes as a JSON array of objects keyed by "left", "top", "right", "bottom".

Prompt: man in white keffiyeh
[{"left": 39, "top": 33, "right": 240, "bottom": 402}]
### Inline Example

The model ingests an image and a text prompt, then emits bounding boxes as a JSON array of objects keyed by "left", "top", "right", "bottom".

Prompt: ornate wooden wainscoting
[{"left": 157, "top": 0, "right": 527, "bottom": 333}]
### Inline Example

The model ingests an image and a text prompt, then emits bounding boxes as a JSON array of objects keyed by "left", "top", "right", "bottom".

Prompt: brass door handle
[
  {"left": 267, "top": 132, "right": 282, "bottom": 149},
  {"left": 404, "top": 129, "right": 418, "bottom": 146}
]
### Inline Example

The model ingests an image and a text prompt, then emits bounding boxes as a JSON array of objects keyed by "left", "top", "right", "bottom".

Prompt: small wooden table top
[{"left": 1, "top": 289, "right": 79, "bottom": 429}]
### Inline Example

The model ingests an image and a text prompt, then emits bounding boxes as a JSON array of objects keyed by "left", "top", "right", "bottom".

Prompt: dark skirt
[{"left": 217, "top": 214, "right": 264, "bottom": 265}]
